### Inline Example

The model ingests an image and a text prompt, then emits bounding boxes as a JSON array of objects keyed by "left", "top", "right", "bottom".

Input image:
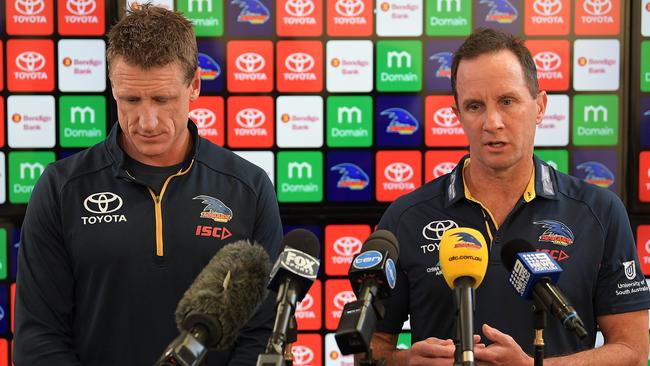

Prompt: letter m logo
[
  {"left": 437, "top": 0, "right": 461, "bottom": 12},
  {"left": 71, "top": 106, "right": 96, "bottom": 124},
  {"left": 387, "top": 51, "right": 411, "bottom": 69},
  {"left": 20, "top": 162, "right": 45, "bottom": 180},
  {"left": 583, "top": 105, "right": 608, "bottom": 123},
  {"left": 288, "top": 162, "right": 312, "bottom": 179},
  {"left": 337, "top": 107, "right": 362, "bottom": 124}
]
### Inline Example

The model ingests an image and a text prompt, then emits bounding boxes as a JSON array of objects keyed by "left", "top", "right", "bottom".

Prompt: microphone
[
  {"left": 258, "top": 229, "right": 321, "bottom": 365},
  {"left": 335, "top": 229, "right": 399, "bottom": 355},
  {"left": 439, "top": 227, "right": 489, "bottom": 366},
  {"left": 501, "top": 239, "right": 587, "bottom": 339},
  {"left": 156, "top": 240, "right": 272, "bottom": 366}
]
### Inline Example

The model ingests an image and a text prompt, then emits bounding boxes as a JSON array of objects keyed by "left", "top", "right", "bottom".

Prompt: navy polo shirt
[{"left": 376, "top": 155, "right": 650, "bottom": 356}]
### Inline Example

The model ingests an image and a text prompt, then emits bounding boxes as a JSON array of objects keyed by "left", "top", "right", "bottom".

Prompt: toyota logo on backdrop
[
  {"left": 67, "top": 0, "right": 96, "bottom": 15},
  {"left": 333, "top": 291, "right": 356, "bottom": 310},
  {"left": 296, "top": 293, "right": 314, "bottom": 312},
  {"left": 189, "top": 109, "right": 216, "bottom": 128},
  {"left": 333, "top": 236, "right": 363, "bottom": 256},
  {"left": 236, "top": 108, "right": 265, "bottom": 128},
  {"left": 286, "top": 53, "right": 315, "bottom": 73},
  {"left": 384, "top": 163, "right": 414, "bottom": 183},
  {"left": 434, "top": 107, "right": 459, "bottom": 127},
  {"left": 84, "top": 192, "right": 123, "bottom": 214},
  {"left": 533, "top": 0, "right": 562, "bottom": 16},
  {"left": 286, "top": 0, "right": 315, "bottom": 17},
  {"left": 422, "top": 220, "right": 459, "bottom": 241},
  {"left": 292, "top": 345, "right": 315, "bottom": 366},
  {"left": 336, "top": 0, "right": 364, "bottom": 16},
  {"left": 583, "top": 0, "right": 612, "bottom": 15},
  {"left": 433, "top": 162, "right": 457, "bottom": 178},
  {"left": 534, "top": 52, "right": 561, "bottom": 72},
  {"left": 235, "top": 53, "right": 265, "bottom": 73},
  {"left": 15, "top": 0, "right": 45, "bottom": 15},
  {"left": 16, "top": 52, "right": 46, "bottom": 72}
]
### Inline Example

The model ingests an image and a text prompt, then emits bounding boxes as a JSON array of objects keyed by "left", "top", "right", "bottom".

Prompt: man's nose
[
  {"left": 138, "top": 103, "right": 158, "bottom": 130},
  {"left": 483, "top": 106, "right": 505, "bottom": 131}
]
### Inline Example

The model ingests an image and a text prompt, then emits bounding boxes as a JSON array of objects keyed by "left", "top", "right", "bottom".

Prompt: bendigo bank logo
[
  {"left": 330, "top": 163, "right": 370, "bottom": 190},
  {"left": 198, "top": 53, "right": 221, "bottom": 81},
  {"left": 81, "top": 192, "right": 127, "bottom": 225},
  {"left": 381, "top": 108, "right": 419, "bottom": 135},
  {"left": 482, "top": 0, "right": 518, "bottom": 24},
  {"left": 576, "top": 161, "right": 615, "bottom": 188},
  {"left": 233, "top": 0, "right": 270, "bottom": 24}
]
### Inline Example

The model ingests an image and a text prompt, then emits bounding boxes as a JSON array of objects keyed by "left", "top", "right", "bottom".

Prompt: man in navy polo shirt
[{"left": 368, "top": 28, "right": 650, "bottom": 366}]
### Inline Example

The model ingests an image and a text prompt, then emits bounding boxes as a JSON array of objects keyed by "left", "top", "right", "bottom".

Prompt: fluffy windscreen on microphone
[
  {"left": 439, "top": 227, "right": 489, "bottom": 289},
  {"left": 175, "top": 240, "right": 271, "bottom": 350},
  {"left": 280, "top": 228, "right": 320, "bottom": 258},
  {"left": 500, "top": 239, "right": 535, "bottom": 272},
  {"left": 363, "top": 229, "right": 399, "bottom": 260}
]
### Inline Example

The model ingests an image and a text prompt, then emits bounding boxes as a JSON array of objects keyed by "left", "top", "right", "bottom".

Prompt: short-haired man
[
  {"left": 14, "top": 5, "right": 282, "bottom": 366},
  {"left": 369, "top": 28, "right": 650, "bottom": 366}
]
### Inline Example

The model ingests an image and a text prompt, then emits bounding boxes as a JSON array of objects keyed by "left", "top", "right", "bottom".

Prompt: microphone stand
[
  {"left": 453, "top": 289, "right": 462, "bottom": 366},
  {"left": 532, "top": 298, "right": 546, "bottom": 366},
  {"left": 359, "top": 296, "right": 386, "bottom": 366},
  {"left": 283, "top": 316, "right": 298, "bottom": 366}
]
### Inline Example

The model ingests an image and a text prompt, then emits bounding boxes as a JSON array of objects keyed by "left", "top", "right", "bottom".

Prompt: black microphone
[
  {"left": 257, "top": 229, "right": 321, "bottom": 366},
  {"left": 335, "top": 229, "right": 399, "bottom": 355},
  {"left": 155, "top": 240, "right": 271, "bottom": 366},
  {"left": 501, "top": 239, "right": 587, "bottom": 339}
]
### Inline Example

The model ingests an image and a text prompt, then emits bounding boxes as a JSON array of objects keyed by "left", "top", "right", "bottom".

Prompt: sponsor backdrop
[{"left": 0, "top": 0, "right": 648, "bottom": 365}]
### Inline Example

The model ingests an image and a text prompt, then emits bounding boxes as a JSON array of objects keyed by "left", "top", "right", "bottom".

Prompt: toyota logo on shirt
[
  {"left": 534, "top": 51, "right": 561, "bottom": 72},
  {"left": 16, "top": 52, "right": 46, "bottom": 72},
  {"left": 434, "top": 107, "right": 459, "bottom": 127},
  {"left": 286, "top": 0, "right": 315, "bottom": 17},
  {"left": 433, "top": 162, "right": 457, "bottom": 178},
  {"left": 533, "top": 0, "right": 562, "bottom": 16},
  {"left": 235, "top": 53, "right": 265, "bottom": 73},
  {"left": 285, "top": 53, "right": 315, "bottom": 73},
  {"left": 189, "top": 108, "right": 216, "bottom": 128},
  {"left": 333, "top": 290, "right": 356, "bottom": 310},
  {"left": 583, "top": 0, "right": 612, "bottom": 15},
  {"left": 422, "top": 220, "right": 459, "bottom": 242},
  {"left": 15, "top": 0, "right": 45, "bottom": 15},
  {"left": 236, "top": 108, "right": 265, "bottom": 128},
  {"left": 336, "top": 0, "right": 364, "bottom": 16},
  {"left": 296, "top": 293, "right": 314, "bottom": 312},
  {"left": 83, "top": 192, "right": 123, "bottom": 214},
  {"left": 67, "top": 0, "right": 96, "bottom": 15},
  {"left": 292, "top": 345, "right": 315, "bottom": 365},
  {"left": 384, "top": 163, "right": 414, "bottom": 183},
  {"left": 333, "top": 236, "right": 363, "bottom": 256}
]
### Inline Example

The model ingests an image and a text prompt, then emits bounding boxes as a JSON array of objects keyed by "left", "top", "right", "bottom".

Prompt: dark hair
[
  {"left": 107, "top": 4, "right": 198, "bottom": 85},
  {"left": 451, "top": 28, "right": 538, "bottom": 104}
]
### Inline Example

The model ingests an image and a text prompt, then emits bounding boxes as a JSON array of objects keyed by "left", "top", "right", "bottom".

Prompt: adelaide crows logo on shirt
[
  {"left": 533, "top": 220, "right": 574, "bottom": 246},
  {"left": 193, "top": 195, "right": 233, "bottom": 223}
]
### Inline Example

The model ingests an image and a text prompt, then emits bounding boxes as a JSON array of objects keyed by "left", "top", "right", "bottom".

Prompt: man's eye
[{"left": 502, "top": 98, "right": 513, "bottom": 106}]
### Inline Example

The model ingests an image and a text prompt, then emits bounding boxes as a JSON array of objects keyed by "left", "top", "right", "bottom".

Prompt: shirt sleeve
[
  {"left": 374, "top": 204, "right": 410, "bottom": 335},
  {"left": 226, "top": 172, "right": 283, "bottom": 366},
  {"left": 594, "top": 192, "right": 650, "bottom": 315},
  {"left": 13, "top": 167, "right": 82, "bottom": 366}
]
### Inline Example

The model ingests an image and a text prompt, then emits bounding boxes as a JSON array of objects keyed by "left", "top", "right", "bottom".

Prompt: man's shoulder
[
  {"left": 44, "top": 142, "right": 112, "bottom": 183},
  {"left": 552, "top": 169, "right": 624, "bottom": 215},
  {"left": 194, "top": 138, "right": 271, "bottom": 192}
]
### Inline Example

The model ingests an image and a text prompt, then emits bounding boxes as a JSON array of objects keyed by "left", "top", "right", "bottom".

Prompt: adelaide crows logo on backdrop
[
  {"left": 430, "top": 52, "right": 452, "bottom": 79},
  {"left": 193, "top": 195, "right": 233, "bottom": 223},
  {"left": 198, "top": 53, "right": 221, "bottom": 81},
  {"left": 232, "top": 0, "right": 270, "bottom": 24},
  {"left": 330, "top": 163, "right": 370, "bottom": 190},
  {"left": 533, "top": 220, "right": 574, "bottom": 246},
  {"left": 576, "top": 162, "right": 615, "bottom": 188},
  {"left": 381, "top": 108, "right": 419, "bottom": 135},
  {"left": 480, "top": 0, "right": 518, "bottom": 24}
]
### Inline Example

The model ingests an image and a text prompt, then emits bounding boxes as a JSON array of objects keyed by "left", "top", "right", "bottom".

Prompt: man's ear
[
  {"left": 189, "top": 68, "right": 201, "bottom": 101},
  {"left": 535, "top": 90, "right": 548, "bottom": 126}
]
